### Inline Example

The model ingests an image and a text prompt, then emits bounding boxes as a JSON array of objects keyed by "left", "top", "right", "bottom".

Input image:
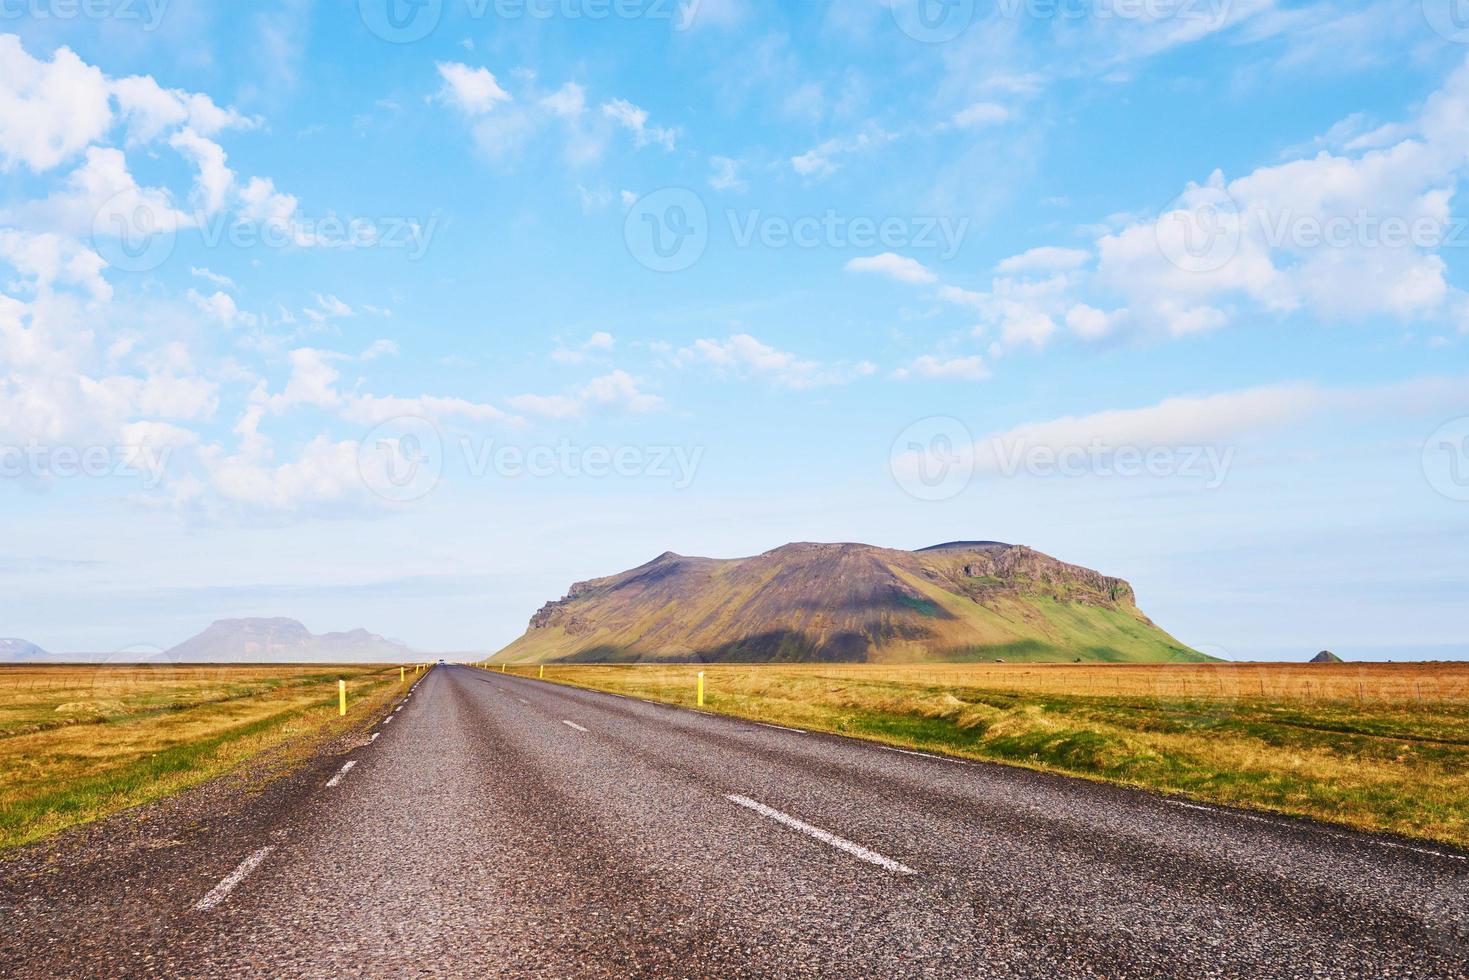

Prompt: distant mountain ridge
[
  {"left": 165, "top": 618, "right": 414, "bottom": 663},
  {"left": 497, "top": 541, "right": 1210, "bottom": 665},
  {"left": 0, "top": 639, "right": 47, "bottom": 662}
]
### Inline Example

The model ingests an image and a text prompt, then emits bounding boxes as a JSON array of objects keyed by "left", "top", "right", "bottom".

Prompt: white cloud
[
  {"left": 437, "top": 63, "right": 511, "bottom": 116},
  {"left": 169, "top": 128, "right": 235, "bottom": 217},
  {"left": 791, "top": 124, "right": 894, "bottom": 178},
  {"left": 361, "top": 339, "right": 399, "bottom": 361},
  {"left": 997, "top": 246, "right": 1091, "bottom": 274},
  {"left": 188, "top": 289, "right": 257, "bottom": 330},
  {"left": 951, "top": 102, "right": 1010, "bottom": 129},
  {"left": 972, "top": 384, "right": 1326, "bottom": 473},
  {"left": 601, "top": 98, "right": 676, "bottom": 151},
  {"left": 0, "top": 36, "right": 112, "bottom": 173},
  {"left": 112, "top": 74, "right": 256, "bottom": 144},
  {"left": 1065, "top": 303, "right": 1121, "bottom": 341},
  {"left": 304, "top": 293, "right": 354, "bottom": 322},
  {"left": 191, "top": 267, "right": 236, "bottom": 290},
  {"left": 893, "top": 355, "right": 989, "bottom": 381},
  {"left": 539, "top": 82, "right": 586, "bottom": 119},
  {"left": 552, "top": 330, "right": 616, "bottom": 364},
  {"left": 509, "top": 368, "right": 661, "bottom": 419},
  {"left": 846, "top": 253, "right": 937, "bottom": 285},
  {"left": 0, "top": 229, "right": 110, "bottom": 302},
  {"left": 709, "top": 155, "right": 747, "bottom": 192},
  {"left": 674, "top": 334, "right": 875, "bottom": 389}
]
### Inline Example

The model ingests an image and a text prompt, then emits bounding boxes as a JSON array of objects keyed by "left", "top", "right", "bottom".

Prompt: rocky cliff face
[{"left": 504, "top": 541, "right": 1205, "bottom": 665}]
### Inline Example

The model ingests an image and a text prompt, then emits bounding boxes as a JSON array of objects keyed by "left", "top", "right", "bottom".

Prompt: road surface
[{"left": 3, "top": 665, "right": 1466, "bottom": 978}]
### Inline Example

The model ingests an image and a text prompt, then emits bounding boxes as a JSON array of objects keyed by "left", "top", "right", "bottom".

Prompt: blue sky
[{"left": 1, "top": 0, "right": 1467, "bottom": 658}]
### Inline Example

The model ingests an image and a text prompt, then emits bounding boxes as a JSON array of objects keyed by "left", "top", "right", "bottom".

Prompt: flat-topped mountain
[
  {"left": 166, "top": 618, "right": 413, "bottom": 663},
  {"left": 497, "top": 541, "right": 1209, "bottom": 665},
  {"left": 0, "top": 639, "right": 47, "bottom": 662}
]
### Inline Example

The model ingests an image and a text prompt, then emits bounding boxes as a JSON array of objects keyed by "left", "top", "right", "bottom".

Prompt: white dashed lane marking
[
  {"left": 194, "top": 846, "right": 274, "bottom": 912},
  {"left": 727, "top": 795, "right": 916, "bottom": 876},
  {"left": 562, "top": 720, "right": 589, "bottom": 733},
  {"left": 326, "top": 760, "right": 357, "bottom": 788}
]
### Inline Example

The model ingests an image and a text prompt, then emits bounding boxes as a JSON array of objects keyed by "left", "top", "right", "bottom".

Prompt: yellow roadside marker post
[
  {"left": 539, "top": 665, "right": 545, "bottom": 680},
  {"left": 339, "top": 679, "right": 347, "bottom": 716},
  {"left": 400, "top": 666, "right": 405, "bottom": 684},
  {"left": 697, "top": 671, "right": 705, "bottom": 708}
]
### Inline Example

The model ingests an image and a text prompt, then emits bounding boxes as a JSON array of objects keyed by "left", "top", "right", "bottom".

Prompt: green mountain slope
[{"left": 496, "top": 541, "right": 1210, "bottom": 665}]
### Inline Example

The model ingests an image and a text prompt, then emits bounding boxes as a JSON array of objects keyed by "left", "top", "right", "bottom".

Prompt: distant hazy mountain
[
  {"left": 498, "top": 541, "right": 1210, "bottom": 665},
  {"left": 166, "top": 618, "right": 414, "bottom": 663},
  {"left": 0, "top": 638, "right": 47, "bottom": 662}
]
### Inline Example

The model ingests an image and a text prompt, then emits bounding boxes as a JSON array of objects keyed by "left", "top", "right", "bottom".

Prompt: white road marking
[
  {"left": 194, "top": 846, "right": 274, "bottom": 912},
  {"left": 517, "top": 698, "right": 529, "bottom": 705},
  {"left": 1165, "top": 800, "right": 1468, "bottom": 862},
  {"left": 369, "top": 733, "right": 379, "bottom": 742},
  {"left": 727, "top": 795, "right": 916, "bottom": 876},
  {"left": 757, "top": 722, "right": 808, "bottom": 735},
  {"left": 326, "top": 761, "right": 357, "bottom": 788},
  {"left": 383, "top": 716, "right": 393, "bottom": 725},
  {"left": 640, "top": 699, "right": 657, "bottom": 705},
  {"left": 561, "top": 720, "right": 589, "bottom": 733},
  {"left": 881, "top": 746, "right": 967, "bottom": 766}
]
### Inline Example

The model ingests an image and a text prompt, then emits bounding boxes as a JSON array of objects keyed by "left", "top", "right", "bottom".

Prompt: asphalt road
[{"left": 3, "top": 664, "right": 1466, "bottom": 978}]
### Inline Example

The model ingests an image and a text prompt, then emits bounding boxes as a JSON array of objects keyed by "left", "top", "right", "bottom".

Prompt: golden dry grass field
[
  {"left": 0, "top": 663, "right": 415, "bottom": 850},
  {"left": 509, "top": 661, "right": 1469, "bottom": 849}
]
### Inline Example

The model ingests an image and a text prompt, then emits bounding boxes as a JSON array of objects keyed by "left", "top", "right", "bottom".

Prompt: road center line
[
  {"left": 194, "top": 846, "right": 274, "bottom": 912},
  {"left": 562, "top": 720, "right": 589, "bottom": 732},
  {"left": 326, "top": 760, "right": 357, "bottom": 788},
  {"left": 726, "top": 795, "right": 917, "bottom": 876},
  {"left": 1164, "top": 800, "right": 1468, "bottom": 862}
]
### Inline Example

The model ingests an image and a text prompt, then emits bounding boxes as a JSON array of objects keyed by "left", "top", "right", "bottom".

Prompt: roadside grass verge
[
  {"left": 510, "top": 662, "right": 1469, "bottom": 849},
  {"left": 0, "top": 665, "right": 411, "bottom": 850}
]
